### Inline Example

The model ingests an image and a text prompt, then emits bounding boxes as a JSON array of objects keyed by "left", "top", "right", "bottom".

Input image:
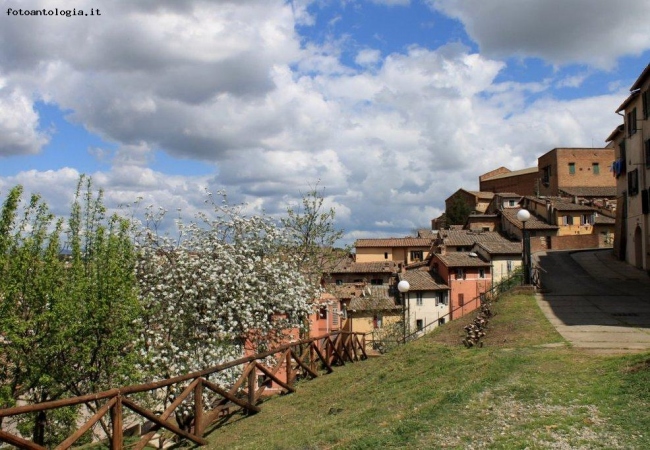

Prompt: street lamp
[
  {"left": 397, "top": 279, "right": 410, "bottom": 344},
  {"left": 516, "top": 209, "right": 531, "bottom": 285}
]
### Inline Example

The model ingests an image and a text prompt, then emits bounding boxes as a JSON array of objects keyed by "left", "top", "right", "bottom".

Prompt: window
[
  {"left": 629, "top": 168, "right": 639, "bottom": 196},
  {"left": 384, "top": 252, "right": 388, "bottom": 260},
  {"left": 568, "top": 162, "right": 576, "bottom": 175},
  {"left": 562, "top": 215, "right": 574, "bottom": 226},
  {"left": 592, "top": 163, "right": 600, "bottom": 175},
  {"left": 628, "top": 108, "right": 638, "bottom": 136},
  {"left": 479, "top": 268, "right": 486, "bottom": 278},
  {"left": 508, "top": 200, "right": 516, "bottom": 207},
  {"left": 581, "top": 214, "right": 593, "bottom": 226},
  {"left": 332, "top": 308, "right": 339, "bottom": 326},
  {"left": 645, "top": 139, "right": 650, "bottom": 169},
  {"left": 542, "top": 165, "right": 551, "bottom": 186},
  {"left": 507, "top": 260, "right": 512, "bottom": 273},
  {"left": 319, "top": 307, "right": 327, "bottom": 320},
  {"left": 416, "top": 319, "right": 424, "bottom": 331},
  {"left": 336, "top": 279, "right": 343, "bottom": 285},
  {"left": 643, "top": 90, "right": 649, "bottom": 120},
  {"left": 370, "top": 278, "right": 383, "bottom": 285},
  {"left": 458, "top": 293, "right": 465, "bottom": 306},
  {"left": 455, "top": 268, "right": 465, "bottom": 280},
  {"left": 410, "top": 250, "right": 423, "bottom": 262},
  {"left": 373, "top": 314, "right": 382, "bottom": 329},
  {"left": 438, "top": 318, "right": 446, "bottom": 326},
  {"left": 643, "top": 190, "right": 649, "bottom": 215},
  {"left": 435, "top": 292, "right": 447, "bottom": 306},
  {"left": 416, "top": 292, "right": 423, "bottom": 306}
]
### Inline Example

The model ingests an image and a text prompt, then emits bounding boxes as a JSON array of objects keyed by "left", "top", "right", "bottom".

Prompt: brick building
[
  {"left": 538, "top": 147, "right": 615, "bottom": 197},
  {"left": 445, "top": 189, "right": 495, "bottom": 214},
  {"left": 479, "top": 167, "right": 539, "bottom": 195}
]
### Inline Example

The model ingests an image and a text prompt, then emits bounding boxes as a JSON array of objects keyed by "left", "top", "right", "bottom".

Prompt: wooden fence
[{"left": 0, "top": 331, "right": 368, "bottom": 449}]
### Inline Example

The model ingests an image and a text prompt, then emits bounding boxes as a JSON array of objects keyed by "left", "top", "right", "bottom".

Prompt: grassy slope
[{"left": 197, "top": 294, "right": 650, "bottom": 449}]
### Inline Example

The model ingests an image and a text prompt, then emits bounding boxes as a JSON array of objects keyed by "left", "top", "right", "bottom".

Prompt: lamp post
[
  {"left": 517, "top": 209, "right": 531, "bottom": 285},
  {"left": 397, "top": 279, "right": 410, "bottom": 344}
]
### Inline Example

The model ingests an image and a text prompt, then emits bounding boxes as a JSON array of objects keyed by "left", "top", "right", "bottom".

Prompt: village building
[
  {"left": 398, "top": 268, "right": 450, "bottom": 337},
  {"left": 323, "top": 255, "right": 399, "bottom": 286},
  {"left": 611, "top": 63, "right": 650, "bottom": 269},
  {"left": 445, "top": 189, "right": 495, "bottom": 214},
  {"left": 429, "top": 252, "right": 492, "bottom": 320},
  {"left": 470, "top": 241, "right": 522, "bottom": 285},
  {"left": 354, "top": 237, "right": 434, "bottom": 265},
  {"left": 479, "top": 167, "right": 539, "bottom": 196}
]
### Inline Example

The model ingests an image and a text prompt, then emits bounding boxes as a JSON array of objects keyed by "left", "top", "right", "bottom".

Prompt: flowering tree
[{"left": 135, "top": 192, "right": 318, "bottom": 429}]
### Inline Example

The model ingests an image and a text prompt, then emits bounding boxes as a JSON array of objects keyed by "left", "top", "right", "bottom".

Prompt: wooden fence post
[
  {"left": 286, "top": 350, "right": 293, "bottom": 387},
  {"left": 194, "top": 379, "right": 204, "bottom": 437},
  {"left": 247, "top": 369, "right": 257, "bottom": 415},
  {"left": 111, "top": 396, "right": 123, "bottom": 450}
]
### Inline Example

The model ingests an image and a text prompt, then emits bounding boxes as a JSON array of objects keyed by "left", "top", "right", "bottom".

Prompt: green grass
[{"left": 188, "top": 293, "right": 650, "bottom": 449}]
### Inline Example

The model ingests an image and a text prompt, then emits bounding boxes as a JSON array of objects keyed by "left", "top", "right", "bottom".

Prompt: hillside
[{"left": 189, "top": 292, "right": 650, "bottom": 449}]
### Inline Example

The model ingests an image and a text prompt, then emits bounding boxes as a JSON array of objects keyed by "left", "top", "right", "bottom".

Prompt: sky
[{"left": 0, "top": 0, "right": 649, "bottom": 245}]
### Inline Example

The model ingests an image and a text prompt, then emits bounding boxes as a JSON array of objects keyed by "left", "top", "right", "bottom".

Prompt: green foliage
[
  {"left": 0, "top": 176, "right": 141, "bottom": 444},
  {"left": 445, "top": 195, "right": 472, "bottom": 226},
  {"left": 281, "top": 182, "right": 346, "bottom": 285}
]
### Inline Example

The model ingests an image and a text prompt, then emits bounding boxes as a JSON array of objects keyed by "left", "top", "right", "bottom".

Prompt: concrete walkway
[{"left": 535, "top": 249, "right": 650, "bottom": 354}]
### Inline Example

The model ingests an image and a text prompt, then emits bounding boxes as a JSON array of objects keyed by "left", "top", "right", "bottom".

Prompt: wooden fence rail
[{"left": 0, "top": 331, "right": 368, "bottom": 449}]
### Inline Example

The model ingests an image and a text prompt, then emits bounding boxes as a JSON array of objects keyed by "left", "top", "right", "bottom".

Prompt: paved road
[{"left": 535, "top": 249, "right": 650, "bottom": 354}]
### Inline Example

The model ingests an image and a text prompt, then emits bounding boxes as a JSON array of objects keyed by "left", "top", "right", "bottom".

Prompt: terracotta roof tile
[
  {"left": 474, "top": 241, "right": 522, "bottom": 255},
  {"left": 330, "top": 258, "right": 399, "bottom": 274},
  {"left": 347, "top": 285, "right": 400, "bottom": 311},
  {"left": 594, "top": 215, "right": 615, "bottom": 225},
  {"left": 355, "top": 237, "right": 433, "bottom": 248},
  {"left": 559, "top": 187, "right": 616, "bottom": 197},
  {"left": 501, "top": 208, "right": 558, "bottom": 231},
  {"left": 438, "top": 230, "right": 512, "bottom": 247},
  {"left": 399, "top": 270, "right": 449, "bottom": 291},
  {"left": 434, "top": 252, "right": 491, "bottom": 268},
  {"left": 482, "top": 167, "right": 537, "bottom": 180}
]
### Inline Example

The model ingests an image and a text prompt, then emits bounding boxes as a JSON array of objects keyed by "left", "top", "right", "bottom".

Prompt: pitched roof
[
  {"left": 330, "top": 257, "right": 399, "bottom": 274},
  {"left": 616, "top": 90, "right": 640, "bottom": 113},
  {"left": 347, "top": 285, "right": 400, "bottom": 311},
  {"left": 399, "top": 270, "right": 449, "bottom": 291},
  {"left": 606, "top": 124, "right": 625, "bottom": 143},
  {"left": 494, "top": 192, "right": 523, "bottom": 198},
  {"left": 549, "top": 201, "right": 597, "bottom": 212},
  {"left": 417, "top": 229, "right": 438, "bottom": 238},
  {"left": 594, "top": 215, "right": 615, "bottom": 225},
  {"left": 355, "top": 237, "right": 433, "bottom": 248},
  {"left": 468, "top": 191, "right": 496, "bottom": 200},
  {"left": 501, "top": 208, "right": 558, "bottom": 231},
  {"left": 438, "top": 229, "right": 512, "bottom": 247},
  {"left": 559, "top": 187, "right": 616, "bottom": 197},
  {"left": 473, "top": 241, "right": 522, "bottom": 255},
  {"left": 433, "top": 252, "right": 491, "bottom": 268},
  {"left": 481, "top": 167, "right": 537, "bottom": 181},
  {"left": 631, "top": 63, "right": 650, "bottom": 91}
]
